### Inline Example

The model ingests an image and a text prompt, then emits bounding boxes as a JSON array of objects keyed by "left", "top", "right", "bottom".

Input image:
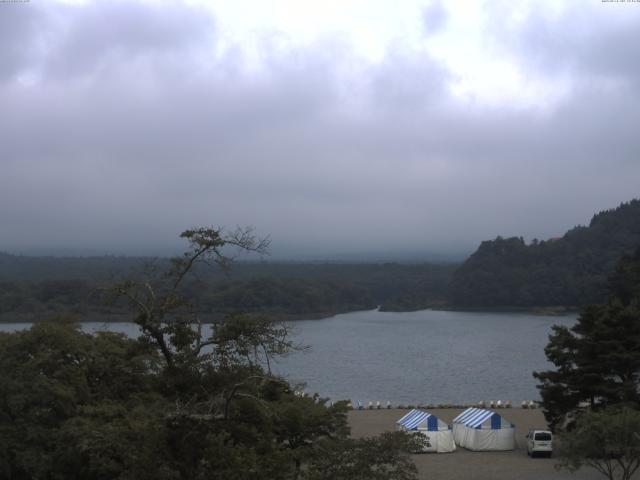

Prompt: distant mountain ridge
[{"left": 449, "top": 199, "right": 640, "bottom": 308}]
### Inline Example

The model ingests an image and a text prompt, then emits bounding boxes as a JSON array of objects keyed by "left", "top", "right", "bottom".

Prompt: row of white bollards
[{"left": 345, "top": 400, "right": 539, "bottom": 410}]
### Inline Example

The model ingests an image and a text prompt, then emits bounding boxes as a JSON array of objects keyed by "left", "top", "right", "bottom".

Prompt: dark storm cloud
[{"left": 0, "top": 1, "right": 638, "bottom": 258}]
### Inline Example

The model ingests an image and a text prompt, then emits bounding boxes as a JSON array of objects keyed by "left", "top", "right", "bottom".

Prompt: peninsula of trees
[{"left": 0, "top": 255, "right": 455, "bottom": 322}]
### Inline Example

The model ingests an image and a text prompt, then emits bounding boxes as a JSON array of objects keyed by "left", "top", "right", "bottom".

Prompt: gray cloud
[
  {"left": 0, "top": 3, "right": 43, "bottom": 81},
  {"left": 422, "top": 1, "right": 448, "bottom": 35},
  {"left": 486, "top": 2, "right": 640, "bottom": 85},
  {"left": 0, "top": 1, "right": 639, "bottom": 259},
  {"left": 44, "top": 1, "right": 214, "bottom": 79}
]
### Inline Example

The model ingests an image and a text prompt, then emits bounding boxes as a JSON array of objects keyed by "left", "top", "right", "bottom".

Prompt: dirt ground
[{"left": 348, "top": 408, "right": 626, "bottom": 480}]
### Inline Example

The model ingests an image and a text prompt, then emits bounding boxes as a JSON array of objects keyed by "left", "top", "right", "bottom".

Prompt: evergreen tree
[
  {"left": 534, "top": 247, "right": 640, "bottom": 431},
  {"left": 450, "top": 199, "right": 640, "bottom": 307}
]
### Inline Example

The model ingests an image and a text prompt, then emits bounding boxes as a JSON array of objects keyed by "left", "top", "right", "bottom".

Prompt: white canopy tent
[
  {"left": 396, "top": 409, "right": 456, "bottom": 453},
  {"left": 452, "top": 408, "right": 515, "bottom": 451}
]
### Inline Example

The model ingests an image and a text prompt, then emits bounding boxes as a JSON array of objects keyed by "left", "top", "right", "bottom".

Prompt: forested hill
[
  {"left": 0, "top": 256, "right": 456, "bottom": 321},
  {"left": 449, "top": 199, "right": 640, "bottom": 308},
  {"left": 0, "top": 253, "right": 144, "bottom": 281}
]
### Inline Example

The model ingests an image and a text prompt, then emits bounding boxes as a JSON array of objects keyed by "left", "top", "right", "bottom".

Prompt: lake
[{"left": 0, "top": 309, "right": 575, "bottom": 405}]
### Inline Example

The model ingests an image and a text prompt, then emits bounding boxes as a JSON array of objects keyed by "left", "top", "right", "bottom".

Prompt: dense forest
[
  {"left": 449, "top": 199, "right": 640, "bottom": 308},
  {"left": 2, "top": 199, "right": 639, "bottom": 320},
  {"left": 0, "top": 255, "right": 456, "bottom": 322},
  {"left": 0, "top": 228, "right": 423, "bottom": 479}
]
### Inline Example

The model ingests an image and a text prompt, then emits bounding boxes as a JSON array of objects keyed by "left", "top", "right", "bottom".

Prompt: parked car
[{"left": 526, "top": 429, "right": 553, "bottom": 457}]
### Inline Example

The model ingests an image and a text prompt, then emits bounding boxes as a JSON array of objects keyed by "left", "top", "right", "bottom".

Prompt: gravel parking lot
[{"left": 348, "top": 408, "right": 625, "bottom": 480}]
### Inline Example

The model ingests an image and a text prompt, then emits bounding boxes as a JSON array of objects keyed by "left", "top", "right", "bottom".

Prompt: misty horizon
[{"left": 1, "top": 196, "right": 630, "bottom": 261}]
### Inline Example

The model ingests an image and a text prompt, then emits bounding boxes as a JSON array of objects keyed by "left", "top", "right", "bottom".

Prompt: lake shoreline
[
  {"left": 2, "top": 310, "right": 576, "bottom": 404},
  {"left": 0, "top": 305, "right": 579, "bottom": 324}
]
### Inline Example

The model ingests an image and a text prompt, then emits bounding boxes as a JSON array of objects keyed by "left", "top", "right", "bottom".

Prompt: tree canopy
[
  {"left": 0, "top": 226, "right": 422, "bottom": 480},
  {"left": 450, "top": 199, "right": 640, "bottom": 308},
  {"left": 534, "top": 247, "right": 640, "bottom": 431},
  {"left": 556, "top": 407, "right": 640, "bottom": 480},
  {"left": 0, "top": 255, "right": 455, "bottom": 322}
]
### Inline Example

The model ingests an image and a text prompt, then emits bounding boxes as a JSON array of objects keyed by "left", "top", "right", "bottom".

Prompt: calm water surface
[
  {"left": 0, "top": 309, "right": 575, "bottom": 405},
  {"left": 273, "top": 309, "right": 575, "bottom": 404}
]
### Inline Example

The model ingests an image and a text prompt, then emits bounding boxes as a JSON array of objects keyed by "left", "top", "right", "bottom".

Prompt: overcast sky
[{"left": 1, "top": 0, "right": 639, "bottom": 259}]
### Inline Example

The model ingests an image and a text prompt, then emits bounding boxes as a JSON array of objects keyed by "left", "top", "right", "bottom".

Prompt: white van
[{"left": 526, "top": 430, "right": 553, "bottom": 457}]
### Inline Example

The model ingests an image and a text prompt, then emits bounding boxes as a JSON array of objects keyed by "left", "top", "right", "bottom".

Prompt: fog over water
[{"left": 1, "top": 1, "right": 639, "bottom": 259}]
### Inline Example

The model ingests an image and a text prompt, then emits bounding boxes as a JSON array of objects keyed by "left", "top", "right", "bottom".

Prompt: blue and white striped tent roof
[
  {"left": 396, "top": 409, "right": 449, "bottom": 431},
  {"left": 452, "top": 408, "right": 514, "bottom": 429}
]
